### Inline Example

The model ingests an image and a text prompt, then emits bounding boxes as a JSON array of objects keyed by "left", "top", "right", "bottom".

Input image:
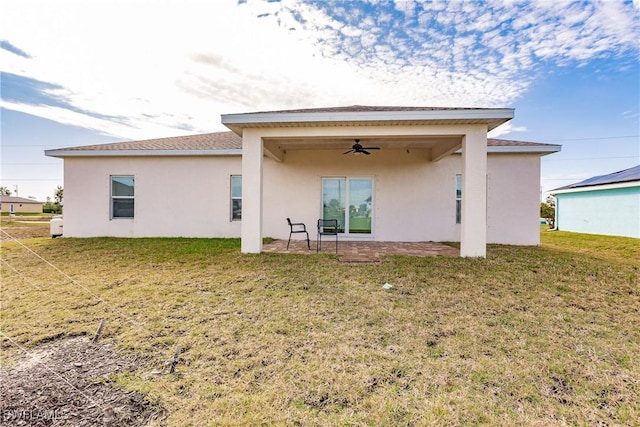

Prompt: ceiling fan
[{"left": 343, "top": 139, "right": 380, "bottom": 155}]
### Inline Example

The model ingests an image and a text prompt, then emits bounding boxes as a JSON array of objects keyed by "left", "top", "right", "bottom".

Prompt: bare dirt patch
[
  {"left": 0, "top": 221, "right": 50, "bottom": 240},
  {"left": 0, "top": 336, "right": 165, "bottom": 426}
]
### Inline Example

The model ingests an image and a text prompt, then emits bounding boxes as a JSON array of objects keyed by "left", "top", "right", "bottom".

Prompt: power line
[
  {"left": 543, "top": 178, "right": 590, "bottom": 181},
  {"left": 544, "top": 155, "right": 639, "bottom": 161},
  {"left": 539, "top": 135, "right": 639, "bottom": 142},
  {"left": 0, "top": 178, "right": 62, "bottom": 181}
]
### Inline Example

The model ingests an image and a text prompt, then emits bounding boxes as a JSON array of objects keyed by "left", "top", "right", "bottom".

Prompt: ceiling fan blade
[
  {"left": 362, "top": 150, "right": 371, "bottom": 155},
  {"left": 343, "top": 149, "right": 354, "bottom": 154},
  {"left": 362, "top": 146, "right": 380, "bottom": 150}
]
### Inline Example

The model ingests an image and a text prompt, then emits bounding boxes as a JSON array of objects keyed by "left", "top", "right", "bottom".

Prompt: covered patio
[
  {"left": 262, "top": 239, "right": 459, "bottom": 262},
  {"left": 222, "top": 106, "right": 516, "bottom": 258}
]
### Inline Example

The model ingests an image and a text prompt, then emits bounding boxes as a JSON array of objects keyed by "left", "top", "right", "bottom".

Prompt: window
[
  {"left": 455, "top": 174, "right": 462, "bottom": 224},
  {"left": 111, "top": 175, "right": 134, "bottom": 219},
  {"left": 230, "top": 175, "right": 242, "bottom": 221},
  {"left": 322, "top": 177, "right": 373, "bottom": 234}
]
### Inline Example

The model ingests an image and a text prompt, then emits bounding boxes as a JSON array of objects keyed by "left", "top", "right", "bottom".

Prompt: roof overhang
[
  {"left": 455, "top": 144, "right": 562, "bottom": 155},
  {"left": 551, "top": 180, "right": 639, "bottom": 195},
  {"left": 221, "top": 108, "right": 515, "bottom": 135},
  {"left": 45, "top": 149, "right": 242, "bottom": 158}
]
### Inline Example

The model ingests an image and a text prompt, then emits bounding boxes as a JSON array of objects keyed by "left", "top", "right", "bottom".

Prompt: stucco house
[
  {"left": 0, "top": 196, "right": 44, "bottom": 214},
  {"left": 45, "top": 106, "right": 561, "bottom": 257},
  {"left": 550, "top": 164, "right": 640, "bottom": 238}
]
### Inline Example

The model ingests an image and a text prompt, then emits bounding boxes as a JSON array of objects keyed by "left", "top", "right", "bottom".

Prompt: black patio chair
[
  {"left": 286, "top": 218, "right": 310, "bottom": 250},
  {"left": 317, "top": 219, "right": 339, "bottom": 254}
]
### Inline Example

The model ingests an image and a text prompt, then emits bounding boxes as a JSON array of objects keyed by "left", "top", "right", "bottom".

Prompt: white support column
[
  {"left": 460, "top": 126, "right": 488, "bottom": 257},
  {"left": 241, "top": 130, "right": 263, "bottom": 253}
]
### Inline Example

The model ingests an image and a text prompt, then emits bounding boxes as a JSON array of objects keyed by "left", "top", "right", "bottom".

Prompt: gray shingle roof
[
  {"left": 57, "top": 131, "right": 242, "bottom": 151},
  {"left": 486, "top": 138, "right": 557, "bottom": 148},
  {"left": 0, "top": 196, "right": 44, "bottom": 204},
  {"left": 231, "top": 105, "right": 502, "bottom": 115},
  {"left": 48, "top": 132, "right": 556, "bottom": 153}
]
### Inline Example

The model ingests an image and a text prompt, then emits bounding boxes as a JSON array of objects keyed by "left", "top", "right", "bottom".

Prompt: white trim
[
  {"left": 110, "top": 175, "right": 135, "bottom": 220},
  {"left": 551, "top": 180, "right": 639, "bottom": 195},
  {"left": 45, "top": 149, "right": 242, "bottom": 158},
  {"left": 230, "top": 175, "right": 242, "bottom": 222},
  {"left": 455, "top": 174, "right": 462, "bottom": 224},
  {"left": 222, "top": 108, "right": 514, "bottom": 125},
  {"left": 320, "top": 176, "right": 375, "bottom": 238},
  {"left": 45, "top": 145, "right": 557, "bottom": 159},
  {"left": 455, "top": 145, "right": 561, "bottom": 154},
  {"left": 222, "top": 109, "right": 514, "bottom": 132},
  {"left": 485, "top": 145, "right": 560, "bottom": 154}
]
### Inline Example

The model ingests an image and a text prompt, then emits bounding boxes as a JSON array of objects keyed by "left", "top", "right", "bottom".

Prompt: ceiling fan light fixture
[{"left": 343, "top": 139, "right": 380, "bottom": 155}]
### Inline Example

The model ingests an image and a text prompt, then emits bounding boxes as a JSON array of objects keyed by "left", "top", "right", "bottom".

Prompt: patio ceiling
[
  {"left": 222, "top": 106, "right": 514, "bottom": 163},
  {"left": 263, "top": 135, "right": 462, "bottom": 162},
  {"left": 262, "top": 134, "right": 463, "bottom": 162},
  {"left": 262, "top": 134, "right": 462, "bottom": 150}
]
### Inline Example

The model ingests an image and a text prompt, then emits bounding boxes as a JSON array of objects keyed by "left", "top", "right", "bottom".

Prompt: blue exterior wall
[{"left": 555, "top": 185, "right": 640, "bottom": 238}]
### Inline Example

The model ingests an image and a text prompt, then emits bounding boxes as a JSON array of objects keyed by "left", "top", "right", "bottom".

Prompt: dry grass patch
[
  {"left": 1, "top": 217, "right": 51, "bottom": 240},
  {"left": 1, "top": 232, "right": 639, "bottom": 425}
]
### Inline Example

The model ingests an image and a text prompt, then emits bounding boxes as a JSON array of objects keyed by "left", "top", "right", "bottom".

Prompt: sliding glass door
[
  {"left": 322, "top": 178, "right": 346, "bottom": 232},
  {"left": 322, "top": 177, "right": 373, "bottom": 235},
  {"left": 348, "top": 178, "right": 372, "bottom": 234}
]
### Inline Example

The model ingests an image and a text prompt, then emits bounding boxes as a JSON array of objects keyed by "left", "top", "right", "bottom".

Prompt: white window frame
[
  {"left": 321, "top": 176, "right": 374, "bottom": 237},
  {"left": 230, "top": 175, "right": 242, "bottom": 221},
  {"left": 456, "top": 174, "right": 462, "bottom": 224},
  {"left": 110, "top": 175, "right": 135, "bottom": 219}
]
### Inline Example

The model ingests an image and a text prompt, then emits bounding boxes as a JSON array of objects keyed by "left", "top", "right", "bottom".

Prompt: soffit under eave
[{"left": 224, "top": 118, "right": 509, "bottom": 135}]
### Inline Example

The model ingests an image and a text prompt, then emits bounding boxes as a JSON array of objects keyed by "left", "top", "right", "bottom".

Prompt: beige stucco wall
[
  {"left": 262, "top": 148, "right": 458, "bottom": 242},
  {"left": 486, "top": 154, "right": 542, "bottom": 245},
  {"left": 0, "top": 202, "right": 43, "bottom": 214},
  {"left": 61, "top": 150, "right": 540, "bottom": 245},
  {"left": 63, "top": 156, "right": 242, "bottom": 237},
  {"left": 262, "top": 149, "right": 541, "bottom": 245}
]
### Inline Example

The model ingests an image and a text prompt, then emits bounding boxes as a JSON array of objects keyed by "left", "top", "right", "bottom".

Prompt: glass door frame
[{"left": 320, "top": 176, "right": 374, "bottom": 237}]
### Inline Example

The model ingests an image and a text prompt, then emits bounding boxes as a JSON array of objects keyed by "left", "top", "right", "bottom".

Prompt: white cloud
[
  {"left": 622, "top": 110, "right": 639, "bottom": 119},
  {"left": 1, "top": 0, "right": 638, "bottom": 141},
  {"left": 393, "top": 0, "right": 417, "bottom": 17},
  {"left": 488, "top": 122, "right": 528, "bottom": 138}
]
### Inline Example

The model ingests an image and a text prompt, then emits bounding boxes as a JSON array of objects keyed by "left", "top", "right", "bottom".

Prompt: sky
[{"left": 1, "top": 0, "right": 639, "bottom": 202}]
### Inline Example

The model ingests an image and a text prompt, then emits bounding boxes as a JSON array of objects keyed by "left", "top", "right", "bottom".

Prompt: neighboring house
[
  {"left": 550, "top": 164, "right": 640, "bottom": 238},
  {"left": 0, "top": 196, "right": 44, "bottom": 214},
  {"left": 45, "top": 106, "right": 561, "bottom": 257}
]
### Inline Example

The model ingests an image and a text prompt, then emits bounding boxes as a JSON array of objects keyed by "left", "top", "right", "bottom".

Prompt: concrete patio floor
[{"left": 262, "top": 239, "right": 460, "bottom": 262}]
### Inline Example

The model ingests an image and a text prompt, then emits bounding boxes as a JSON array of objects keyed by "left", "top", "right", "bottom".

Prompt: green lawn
[{"left": 1, "top": 231, "right": 639, "bottom": 425}]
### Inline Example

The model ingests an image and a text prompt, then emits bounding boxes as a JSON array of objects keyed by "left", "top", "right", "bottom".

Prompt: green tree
[
  {"left": 54, "top": 186, "right": 63, "bottom": 205},
  {"left": 540, "top": 195, "right": 556, "bottom": 228},
  {"left": 44, "top": 187, "right": 64, "bottom": 214},
  {"left": 0, "top": 186, "right": 11, "bottom": 196}
]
